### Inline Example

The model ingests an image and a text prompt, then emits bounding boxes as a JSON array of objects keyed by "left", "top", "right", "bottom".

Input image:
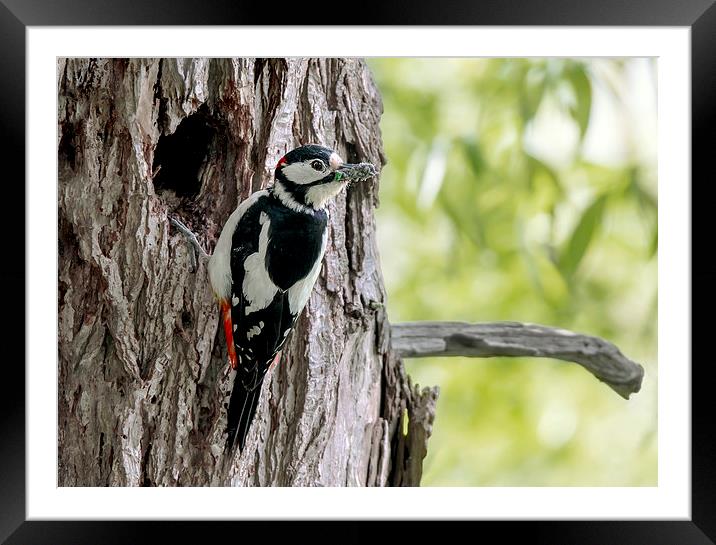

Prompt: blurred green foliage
[{"left": 368, "top": 58, "right": 657, "bottom": 486}]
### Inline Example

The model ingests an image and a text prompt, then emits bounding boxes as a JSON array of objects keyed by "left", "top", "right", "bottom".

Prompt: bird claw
[{"left": 169, "top": 215, "right": 207, "bottom": 271}]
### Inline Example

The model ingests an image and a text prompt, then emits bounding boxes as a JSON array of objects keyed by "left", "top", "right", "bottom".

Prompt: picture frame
[{"left": 4, "top": 0, "right": 714, "bottom": 542}]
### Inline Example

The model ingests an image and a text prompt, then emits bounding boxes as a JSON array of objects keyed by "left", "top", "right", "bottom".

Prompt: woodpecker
[{"left": 205, "top": 144, "right": 377, "bottom": 451}]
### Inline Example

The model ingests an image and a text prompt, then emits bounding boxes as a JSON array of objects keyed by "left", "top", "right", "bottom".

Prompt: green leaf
[
  {"left": 527, "top": 154, "right": 564, "bottom": 196},
  {"left": 520, "top": 67, "right": 546, "bottom": 123},
  {"left": 567, "top": 66, "right": 592, "bottom": 140},
  {"left": 460, "top": 136, "right": 487, "bottom": 177},
  {"left": 559, "top": 195, "right": 607, "bottom": 278}
]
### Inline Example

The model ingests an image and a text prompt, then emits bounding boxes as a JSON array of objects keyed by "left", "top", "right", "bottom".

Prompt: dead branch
[{"left": 390, "top": 321, "right": 644, "bottom": 399}]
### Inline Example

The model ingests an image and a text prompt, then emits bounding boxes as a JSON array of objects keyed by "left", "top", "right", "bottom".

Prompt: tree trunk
[{"left": 57, "top": 58, "right": 437, "bottom": 487}]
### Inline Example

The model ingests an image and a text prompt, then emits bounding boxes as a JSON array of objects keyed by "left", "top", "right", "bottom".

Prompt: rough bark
[{"left": 58, "top": 57, "right": 435, "bottom": 487}]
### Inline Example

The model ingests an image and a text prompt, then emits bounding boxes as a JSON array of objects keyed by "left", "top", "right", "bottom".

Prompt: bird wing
[
  {"left": 228, "top": 201, "right": 296, "bottom": 376},
  {"left": 225, "top": 195, "right": 324, "bottom": 450},
  {"left": 226, "top": 205, "right": 295, "bottom": 451}
]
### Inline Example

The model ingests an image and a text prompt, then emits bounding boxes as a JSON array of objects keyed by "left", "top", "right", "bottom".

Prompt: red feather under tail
[{"left": 220, "top": 299, "right": 237, "bottom": 370}]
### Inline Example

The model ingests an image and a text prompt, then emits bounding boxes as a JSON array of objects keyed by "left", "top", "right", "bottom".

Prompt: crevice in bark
[
  {"left": 153, "top": 59, "right": 168, "bottom": 135},
  {"left": 141, "top": 434, "right": 153, "bottom": 487},
  {"left": 97, "top": 432, "right": 106, "bottom": 482},
  {"left": 251, "top": 58, "right": 289, "bottom": 187},
  {"left": 58, "top": 120, "right": 80, "bottom": 171}
]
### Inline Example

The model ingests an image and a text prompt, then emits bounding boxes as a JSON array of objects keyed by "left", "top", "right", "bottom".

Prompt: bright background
[{"left": 368, "top": 58, "right": 657, "bottom": 486}]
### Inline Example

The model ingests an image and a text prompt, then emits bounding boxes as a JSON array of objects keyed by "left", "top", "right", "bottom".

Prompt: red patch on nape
[{"left": 276, "top": 156, "right": 287, "bottom": 169}]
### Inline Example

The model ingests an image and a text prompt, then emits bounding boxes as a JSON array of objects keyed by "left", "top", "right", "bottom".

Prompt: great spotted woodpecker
[{"left": 205, "top": 144, "right": 377, "bottom": 451}]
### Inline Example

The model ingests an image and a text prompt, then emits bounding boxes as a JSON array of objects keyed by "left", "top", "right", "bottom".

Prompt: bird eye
[{"left": 310, "top": 160, "right": 325, "bottom": 171}]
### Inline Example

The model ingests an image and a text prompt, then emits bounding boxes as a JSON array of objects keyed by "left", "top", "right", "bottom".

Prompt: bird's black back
[{"left": 226, "top": 193, "right": 328, "bottom": 451}]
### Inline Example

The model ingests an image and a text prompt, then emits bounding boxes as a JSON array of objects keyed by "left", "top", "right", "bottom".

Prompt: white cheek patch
[
  {"left": 329, "top": 153, "right": 343, "bottom": 170},
  {"left": 281, "top": 161, "right": 328, "bottom": 185}
]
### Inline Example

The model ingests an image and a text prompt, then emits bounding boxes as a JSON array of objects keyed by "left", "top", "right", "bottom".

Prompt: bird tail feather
[{"left": 226, "top": 370, "right": 264, "bottom": 452}]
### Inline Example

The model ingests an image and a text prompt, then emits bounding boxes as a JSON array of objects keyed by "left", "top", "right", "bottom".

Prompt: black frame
[{"left": 4, "top": 1, "right": 714, "bottom": 543}]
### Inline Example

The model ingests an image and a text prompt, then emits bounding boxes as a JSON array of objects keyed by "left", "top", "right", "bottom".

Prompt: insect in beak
[{"left": 334, "top": 162, "right": 377, "bottom": 183}]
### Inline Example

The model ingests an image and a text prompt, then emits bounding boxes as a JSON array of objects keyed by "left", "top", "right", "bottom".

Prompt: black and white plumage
[{"left": 207, "top": 144, "right": 376, "bottom": 451}]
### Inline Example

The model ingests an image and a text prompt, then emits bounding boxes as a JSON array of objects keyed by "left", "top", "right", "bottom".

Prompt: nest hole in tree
[
  {"left": 152, "top": 104, "right": 237, "bottom": 246},
  {"left": 152, "top": 105, "right": 216, "bottom": 202}
]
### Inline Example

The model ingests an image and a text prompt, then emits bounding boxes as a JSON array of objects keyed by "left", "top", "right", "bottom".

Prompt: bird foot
[{"left": 169, "top": 216, "right": 209, "bottom": 270}]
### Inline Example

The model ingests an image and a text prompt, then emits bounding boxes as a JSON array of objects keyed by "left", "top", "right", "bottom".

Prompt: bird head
[{"left": 271, "top": 144, "right": 377, "bottom": 211}]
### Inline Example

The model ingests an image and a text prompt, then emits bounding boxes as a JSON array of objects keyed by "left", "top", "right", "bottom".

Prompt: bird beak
[{"left": 334, "top": 162, "right": 377, "bottom": 183}]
